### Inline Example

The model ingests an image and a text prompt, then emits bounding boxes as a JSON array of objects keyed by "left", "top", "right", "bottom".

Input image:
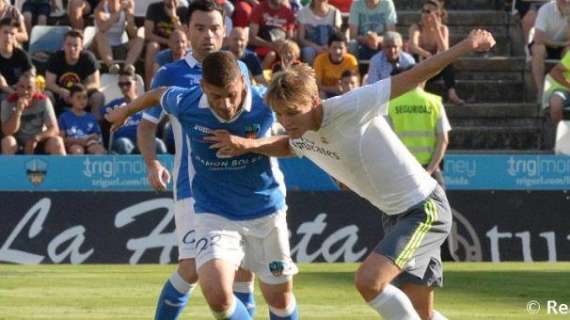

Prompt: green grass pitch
[{"left": 1, "top": 263, "right": 569, "bottom": 319}]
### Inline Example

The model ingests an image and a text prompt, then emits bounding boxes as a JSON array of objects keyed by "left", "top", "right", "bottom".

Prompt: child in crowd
[
  {"left": 58, "top": 84, "right": 106, "bottom": 155},
  {"left": 340, "top": 69, "right": 361, "bottom": 94},
  {"left": 271, "top": 39, "right": 301, "bottom": 74}
]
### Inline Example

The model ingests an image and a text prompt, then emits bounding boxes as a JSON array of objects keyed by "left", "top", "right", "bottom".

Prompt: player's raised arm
[
  {"left": 105, "top": 87, "right": 168, "bottom": 131},
  {"left": 390, "top": 29, "right": 496, "bottom": 100},
  {"left": 205, "top": 130, "right": 293, "bottom": 157}
]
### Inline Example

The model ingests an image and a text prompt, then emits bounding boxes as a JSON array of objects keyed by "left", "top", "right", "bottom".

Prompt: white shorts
[
  {"left": 194, "top": 210, "right": 298, "bottom": 285},
  {"left": 174, "top": 198, "right": 197, "bottom": 260}
]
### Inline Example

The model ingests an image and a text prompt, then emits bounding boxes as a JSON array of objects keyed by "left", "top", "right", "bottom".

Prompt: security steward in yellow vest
[{"left": 387, "top": 83, "right": 451, "bottom": 188}]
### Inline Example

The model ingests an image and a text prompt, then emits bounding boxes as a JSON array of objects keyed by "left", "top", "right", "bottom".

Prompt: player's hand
[
  {"left": 465, "top": 29, "right": 496, "bottom": 53},
  {"left": 105, "top": 106, "right": 130, "bottom": 132},
  {"left": 147, "top": 160, "right": 171, "bottom": 192},
  {"left": 205, "top": 129, "right": 252, "bottom": 158}
]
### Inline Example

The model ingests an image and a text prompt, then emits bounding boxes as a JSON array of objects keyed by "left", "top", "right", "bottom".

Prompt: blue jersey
[
  {"left": 160, "top": 85, "right": 286, "bottom": 220},
  {"left": 58, "top": 111, "right": 101, "bottom": 139},
  {"left": 103, "top": 97, "right": 143, "bottom": 141},
  {"left": 143, "top": 53, "right": 251, "bottom": 201}
]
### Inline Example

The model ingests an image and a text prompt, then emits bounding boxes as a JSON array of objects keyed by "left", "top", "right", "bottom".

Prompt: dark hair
[
  {"left": 69, "top": 83, "right": 87, "bottom": 96},
  {"left": 328, "top": 31, "right": 347, "bottom": 46},
  {"left": 187, "top": 0, "right": 224, "bottom": 25},
  {"left": 65, "top": 29, "right": 84, "bottom": 41},
  {"left": 202, "top": 51, "right": 241, "bottom": 87},
  {"left": 341, "top": 69, "right": 360, "bottom": 80},
  {"left": 0, "top": 17, "right": 19, "bottom": 30},
  {"left": 422, "top": 0, "right": 447, "bottom": 24}
]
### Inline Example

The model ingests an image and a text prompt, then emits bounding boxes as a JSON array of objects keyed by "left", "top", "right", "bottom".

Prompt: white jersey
[{"left": 289, "top": 78, "right": 437, "bottom": 215}]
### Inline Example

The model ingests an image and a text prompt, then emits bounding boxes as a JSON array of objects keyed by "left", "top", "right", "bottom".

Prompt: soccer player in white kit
[{"left": 207, "top": 30, "right": 495, "bottom": 319}]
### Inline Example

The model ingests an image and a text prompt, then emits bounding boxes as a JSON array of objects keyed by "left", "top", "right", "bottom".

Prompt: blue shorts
[{"left": 22, "top": 2, "right": 51, "bottom": 16}]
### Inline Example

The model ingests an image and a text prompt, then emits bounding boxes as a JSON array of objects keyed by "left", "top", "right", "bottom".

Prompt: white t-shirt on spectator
[
  {"left": 535, "top": 1, "right": 569, "bottom": 43},
  {"left": 289, "top": 79, "right": 437, "bottom": 215}
]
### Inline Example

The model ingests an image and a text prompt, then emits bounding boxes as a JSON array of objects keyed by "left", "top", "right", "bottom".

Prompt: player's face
[
  {"left": 202, "top": 76, "right": 246, "bottom": 121},
  {"left": 272, "top": 97, "right": 318, "bottom": 139},
  {"left": 188, "top": 10, "right": 225, "bottom": 61}
]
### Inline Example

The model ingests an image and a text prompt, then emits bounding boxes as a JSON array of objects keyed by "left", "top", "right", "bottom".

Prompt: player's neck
[{"left": 313, "top": 103, "right": 324, "bottom": 131}]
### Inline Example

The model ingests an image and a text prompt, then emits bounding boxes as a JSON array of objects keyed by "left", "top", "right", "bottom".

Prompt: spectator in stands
[
  {"left": 103, "top": 69, "right": 167, "bottom": 154},
  {"left": 1, "top": 70, "right": 65, "bottom": 155},
  {"left": 46, "top": 30, "right": 105, "bottom": 119},
  {"left": 58, "top": 84, "right": 106, "bottom": 155},
  {"left": 348, "top": 0, "right": 396, "bottom": 60},
  {"left": 0, "top": 18, "right": 32, "bottom": 101},
  {"left": 514, "top": 1, "right": 542, "bottom": 57},
  {"left": 296, "top": 0, "right": 342, "bottom": 65},
  {"left": 232, "top": 0, "right": 257, "bottom": 28},
  {"left": 144, "top": 0, "right": 189, "bottom": 88},
  {"left": 340, "top": 69, "right": 360, "bottom": 93},
  {"left": 22, "top": 0, "right": 56, "bottom": 36},
  {"left": 409, "top": 0, "right": 464, "bottom": 105},
  {"left": 249, "top": 0, "right": 296, "bottom": 69},
  {"left": 68, "top": 0, "right": 99, "bottom": 30},
  {"left": 546, "top": 51, "right": 570, "bottom": 125},
  {"left": 271, "top": 39, "right": 301, "bottom": 74},
  {"left": 388, "top": 66, "right": 450, "bottom": 187},
  {"left": 227, "top": 26, "right": 266, "bottom": 84},
  {"left": 367, "top": 31, "right": 415, "bottom": 84},
  {"left": 531, "top": 0, "right": 570, "bottom": 98},
  {"left": 154, "top": 29, "right": 189, "bottom": 69},
  {"left": 0, "top": 1, "right": 28, "bottom": 44},
  {"left": 313, "top": 31, "right": 358, "bottom": 97},
  {"left": 93, "top": 0, "right": 144, "bottom": 74}
]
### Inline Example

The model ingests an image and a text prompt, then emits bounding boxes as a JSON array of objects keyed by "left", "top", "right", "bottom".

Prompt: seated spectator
[
  {"left": 546, "top": 50, "right": 570, "bottom": 126},
  {"left": 58, "top": 84, "right": 106, "bottom": 155},
  {"left": 154, "top": 29, "right": 189, "bottom": 69},
  {"left": 296, "top": 0, "right": 342, "bottom": 65},
  {"left": 22, "top": 0, "right": 57, "bottom": 36},
  {"left": 367, "top": 31, "right": 415, "bottom": 84},
  {"left": 0, "top": 18, "right": 33, "bottom": 101},
  {"left": 249, "top": 0, "right": 296, "bottom": 69},
  {"left": 339, "top": 69, "right": 360, "bottom": 93},
  {"left": 0, "top": 1, "right": 28, "bottom": 44},
  {"left": 313, "top": 31, "right": 358, "bottom": 97},
  {"left": 348, "top": 0, "right": 396, "bottom": 60},
  {"left": 514, "top": 1, "right": 543, "bottom": 57},
  {"left": 103, "top": 69, "right": 167, "bottom": 154},
  {"left": 94, "top": 0, "right": 144, "bottom": 74},
  {"left": 408, "top": 0, "right": 463, "bottom": 105},
  {"left": 144, "top": 0, "right": 189, "bottom": 88},
  {"left": 45, "top": 30, "right": 105, "bottom": 119},
  {"left": 227, "top": 26, "right": 266, "bottom": 85},
  {"left": 1, "top": 71, "right": 65, "bottom": 155},
  {"left": 532, "top": 0, "right": 570, "bottom": 98},
  {"left": 68, "top": 0, "right": 99, "bottom": 29},
  {"left": 271, "top": 39, "right": 302, "bottom": 74}
]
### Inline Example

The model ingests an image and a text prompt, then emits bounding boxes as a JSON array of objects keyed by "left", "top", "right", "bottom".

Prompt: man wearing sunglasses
[{"left": 101, "top": 69, "right": 168, "bottom": 154}]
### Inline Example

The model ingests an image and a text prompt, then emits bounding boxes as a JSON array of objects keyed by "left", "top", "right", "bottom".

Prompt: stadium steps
[{"left": 426, "top": 79, "right": 527, "bottom": 103}]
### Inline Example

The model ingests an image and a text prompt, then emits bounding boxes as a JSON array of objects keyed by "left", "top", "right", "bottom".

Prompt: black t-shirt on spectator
[
  {"left": 145, "top": 2, "right": 189, "bottom": 39},
  {"left": 46, "top": 50, "right": 99, "bottom": 89},
  {"left": 0, "top": 48, "right": 32, "bottom": 86}
]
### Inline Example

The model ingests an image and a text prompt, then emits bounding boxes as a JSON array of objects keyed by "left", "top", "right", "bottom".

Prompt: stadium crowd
[{"left": 1, "top": 0, "right": 569, "bottom": 156}]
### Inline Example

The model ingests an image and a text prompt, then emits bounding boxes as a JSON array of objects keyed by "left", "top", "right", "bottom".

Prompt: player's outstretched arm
[
  {"left": 390, "top": 29, "right": 496, "bottom": 100},
  {"left": 105, "top": 87, "right": 168, "bottom": 131},
  {"left": 205, "top": 130, "right": 293, "bottom": 157}
]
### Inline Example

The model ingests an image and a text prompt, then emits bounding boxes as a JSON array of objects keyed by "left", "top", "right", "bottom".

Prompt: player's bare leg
[
  {"left": 355, "top": 253, "right": 421, "bottom": 319},
  {"left": 400, "top": 283, "right": 434, "bottom": 320}
]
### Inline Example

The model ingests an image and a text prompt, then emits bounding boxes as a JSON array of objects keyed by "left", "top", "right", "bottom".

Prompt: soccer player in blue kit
[
  {"left": 107, "top": 51, "right": 299, "bottom": 320},
  {"left": 136, "top": 0, "right": 257, "bottom": 319}
]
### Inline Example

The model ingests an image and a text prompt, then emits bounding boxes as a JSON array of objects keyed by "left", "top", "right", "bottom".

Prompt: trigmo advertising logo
[
  {"left": 506, "top": 156, "right": 570, "bottom": 188},
  {"left": 81, "top": 157, "right": 154, "bottom": 189}
]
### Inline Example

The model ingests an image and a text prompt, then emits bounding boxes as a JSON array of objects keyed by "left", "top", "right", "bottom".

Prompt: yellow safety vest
[{"left": 388, "top": 88, "right": 442, "bottom": 165}]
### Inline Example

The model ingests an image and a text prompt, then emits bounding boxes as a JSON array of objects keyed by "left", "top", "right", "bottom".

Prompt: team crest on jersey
[{"left": 244, "top": 124, "right": 260, "bottom": 139}]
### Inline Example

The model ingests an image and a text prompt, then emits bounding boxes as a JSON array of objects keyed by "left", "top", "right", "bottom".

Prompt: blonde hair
[
  {"left": 277, "top": 39, "right": 301, "bottom": 59},
  {"left": 266, "top": 64, "right": 318, "bottom": 111}
]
